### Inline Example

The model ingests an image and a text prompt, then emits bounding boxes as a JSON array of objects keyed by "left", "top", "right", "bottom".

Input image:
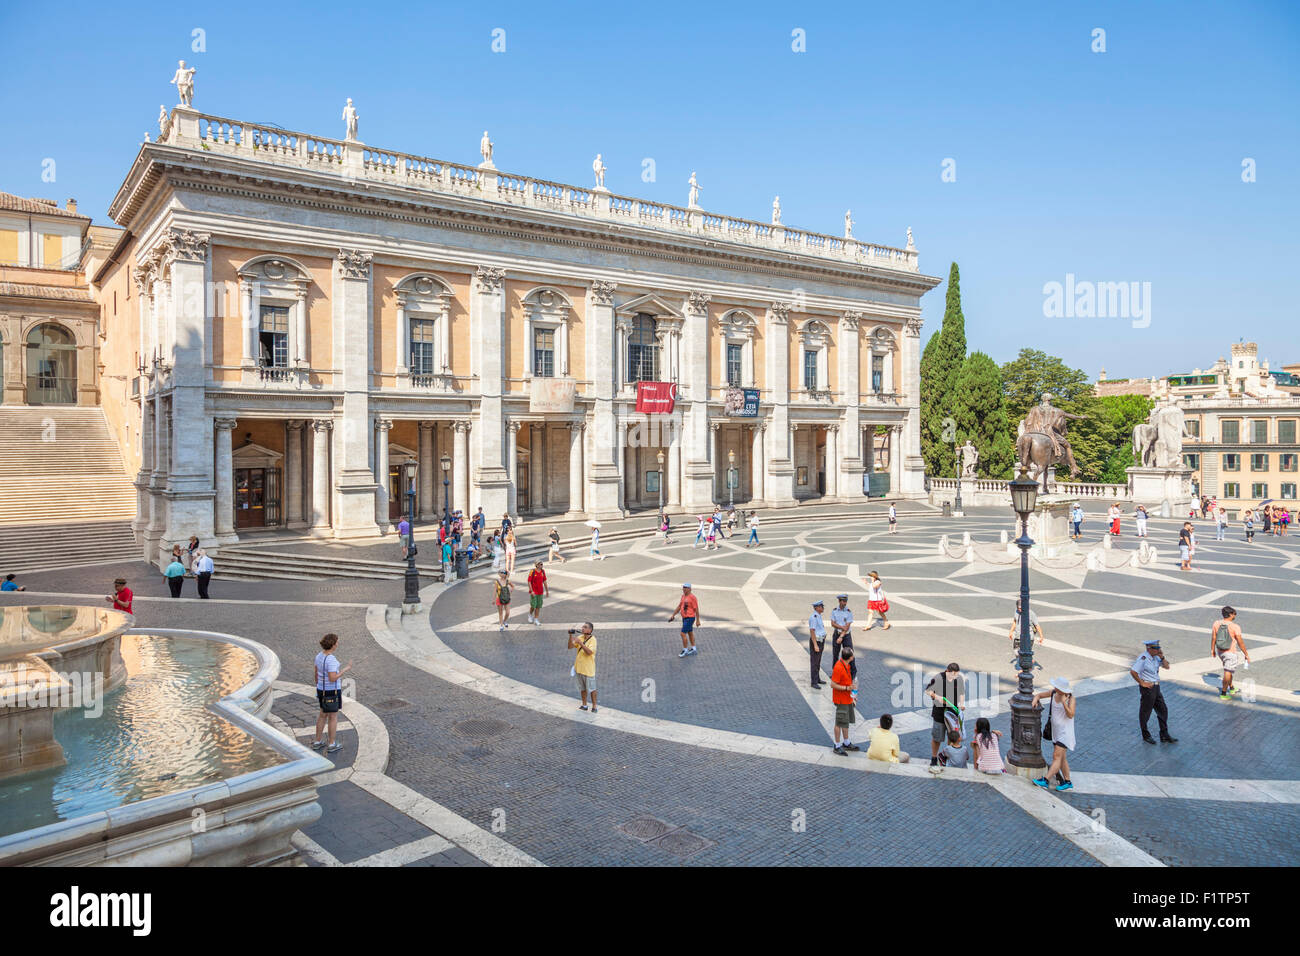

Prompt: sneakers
[
  {"left": 310, "top": 739, "right": 324, "bottom": 750},
  {"left": 843, "top": 743, "right": 861, "bottom": 752},
  {"left": 679, "top": 648, "right": 690, "bottom": 658},
  {"left": 1031, "top": 776, "right": 1050, "bottom": 788},
  {"left": 687, "top": 646, "right": 698, "bottom": 656},
  {"left": 1229, "top": 686, "right": 1241, "bottom": 696},
  {"left": 1220, "top": 692, "right": 1232, "bottom": 700},
  {"left": 590, "top": 706, "right": 598, "bottom": 713},
  {"left": 326, "top": 742, "right": 342, "bottom": 754},
  {"left": 1055, "top": 780, "right": 1074, "bottom": 792},
  {"left": 579, "top": 704, "right": 588, "bottom": 711},
  {"left": 833, "top": 746, "right": 847, "bottom": 756}
]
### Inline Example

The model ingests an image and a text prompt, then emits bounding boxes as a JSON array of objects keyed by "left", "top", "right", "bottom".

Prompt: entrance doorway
[
  {"left": 25, "top": 323, "right": 77, "bottom": 404},
  {"left": 388, "top": 466, "right": 406, "bottom": 521},
  {"left": 516, "top": 448, "right": 530, "bottom": 513}
]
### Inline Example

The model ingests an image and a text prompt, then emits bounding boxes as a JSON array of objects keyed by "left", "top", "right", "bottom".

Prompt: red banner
[{"left": 635, "top": 381, "right": 677, "bottom": 414}]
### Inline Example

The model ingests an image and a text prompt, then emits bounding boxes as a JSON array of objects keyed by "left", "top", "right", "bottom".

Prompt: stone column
[
  {"left": 566, "top": 421, "right": 585, "bottom": 517},
  {"left": 133, "top": 398, "right": 154, "bottom": 540},
  {"left": 668, "top": 417, "right": 682, "bottom": 508},
  {"left": 286, "top": 420, "right": 306, "bottom": 529},
  {"left": 418, "top": 422, "right": 435, "bottom": 520},
  {"left": 826, "top": 424, "right": 839, "bottom": 498},
  {"left": 522, "top": 312, "right": 534, "bottom": 378},
  {"left": 374, "top": 418, "right": 392, "bottom": 527},
  {"left": 583, "top": 281, "right": 623, "bottom": 517},
  {"left": 332, "top": 249, "right": 381, "bottom": 536},
  {"left": 395, "top": 299, "right": 409, "bottom": 375},
  {"left": 530, "top": 424, "right": 542, "bottom": 513},
  {"left": 293, "top": 289, "right": 308, "bottom": 367},
  {"left": 559, "top": 320, "right": 570, "bottom": 376},
  {"left": 765, "top": 302, "right": 794, "bottom": 505},
  {"left": 711, "top": 421, "right": 722, "bottom": 505},
  {"left": 900, "top": 316, "right": 926, "bottom": 496},
  {"left": 453, "top": 421, "right": 470, "bottom": 517},
  {"left": 506, "top": 420, "right": 521, "bottom": 516},
  {"left": 681, "top": 291, "right": 715, "bottom": 510},
  {"left": 751, "top": 422, "right": 765, "bottom": 503},
  {"left": 838, "top": 312, "right": 862, "bottom": 496},
  {"left": 470, "top": 266, "right": 511, "bottom": 516},
  {"left": 890, "top": 424, "right": 904, "bottom": 496},
  {"left": 240, "top": 278, "right": 256, "bottom": 367},
  {"left": 310, "top": 419, "right": 333, "bottom": 532},
  {"left": 214, "top": 418, "right": 238, "bottom": 542}
]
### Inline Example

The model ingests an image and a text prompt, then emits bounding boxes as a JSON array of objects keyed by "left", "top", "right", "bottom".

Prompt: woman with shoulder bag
[
  {"left": 1031, "top": 677, "right": 1076, "bottom": 792},
  {"left": 313, "top": 633, "right": 353, "bottom": 754}
]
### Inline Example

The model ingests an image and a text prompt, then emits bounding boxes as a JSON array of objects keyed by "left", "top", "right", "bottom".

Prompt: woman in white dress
[
  {"left": 490, "top": 533, "right": 505, "bottom": 573},
  {"left": 1031, "top": 677, "right": 1076, "bottom": 792},
  {"left": 504, "top": 529, "right": 518, "bottom": 576}
]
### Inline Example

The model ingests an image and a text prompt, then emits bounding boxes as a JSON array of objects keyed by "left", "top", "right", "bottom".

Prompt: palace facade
[{"left": 95, "top": 103, "right": 939, "bottom": 564}]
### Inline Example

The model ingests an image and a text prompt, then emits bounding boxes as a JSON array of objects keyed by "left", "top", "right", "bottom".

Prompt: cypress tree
[{"left": 920, "top": 263, "right": 967, "bottom": 477}]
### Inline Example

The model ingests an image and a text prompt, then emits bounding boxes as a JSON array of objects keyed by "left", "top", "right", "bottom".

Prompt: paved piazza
[{"left": 7, "top": 508, "right": 1299, "bottom": 867}]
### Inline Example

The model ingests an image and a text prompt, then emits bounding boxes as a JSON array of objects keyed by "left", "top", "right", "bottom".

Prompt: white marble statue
[
  {"left": 1153, "top": 402, "right": 1188, "bottom": 469},
  {"left": 961, "top": 440, "right": 979, "bottom": 478},
  {"left": 158, "top": 105, "right": 171, "bottom": 140},
  {"left": 592, "top": 154, "right": 606, "bottom": 189},
  {"left": 844, "top": 209, "right": 854, "bottom": 239},
  {"left": 906, "top": 226, "right": 915, "bottom": 249},
  {"left": 687, "top": 171, "right": 701, "bottom": 208},
  {"left": 342, "top": 98, "right": 359, "bottom": 142},
  {"left": 170, "top": 60, "right": 196, "bottom": 107},
  {"left": 480, "top": 130, "right": 494, "bottom": 166},
  {"left": 772, "top": 196, "right": 782, "bottom": 225}
]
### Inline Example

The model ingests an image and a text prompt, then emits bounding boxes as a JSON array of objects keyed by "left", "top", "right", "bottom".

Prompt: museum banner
[
  {"left": 635, "top": 381, "right": 677, "bottom": 414},
  {"left": 529, "top": 378, "right": 577, "bottom": 413},
  {"left": 724, "top": 386, "right": 760, "bottom": 418}
]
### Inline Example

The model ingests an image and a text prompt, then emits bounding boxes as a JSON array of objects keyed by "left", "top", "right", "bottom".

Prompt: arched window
[
  {"left": 26, "top": 323, "right": 77, "bottom": 404},
  {"left": 628, "top": 313, "right": 659, "bottom": 383}
]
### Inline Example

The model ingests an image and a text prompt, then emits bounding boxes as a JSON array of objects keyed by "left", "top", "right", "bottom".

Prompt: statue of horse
[
  {"left": 1016, "top": 429, "right": 1079, "bottom": 491},
  {"left": 1132, "top": 422, "right": 1158, "bottom": 468}
]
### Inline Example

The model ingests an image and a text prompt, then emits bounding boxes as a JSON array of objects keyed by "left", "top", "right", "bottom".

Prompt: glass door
[{"left": 235, "top": 468, "right": 266, "bottom": 528}]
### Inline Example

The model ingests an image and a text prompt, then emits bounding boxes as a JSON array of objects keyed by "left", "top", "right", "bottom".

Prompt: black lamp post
[
  {"left": 440, "top": 452, "right": 451, "bottom": 539},
  {"left": 954, "top": 439, "right": 964, "bottom": 513},
  {"left": 656, "top": 449, "right": 665, "bottom": 519},
  {"left": 727, "top": 448, "right": 736, "bottom": 511},
  {"left": 1007, "top": 473, "right": 1046, "bottom": 772},
  {"left": 402, "top": 459, "right": 420, "bottom": 607}
]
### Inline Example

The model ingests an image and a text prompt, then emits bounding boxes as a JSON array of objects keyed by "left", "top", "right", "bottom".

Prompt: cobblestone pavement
[{"left": 4, "top": 506, "right": 1296, "bottom": 866}]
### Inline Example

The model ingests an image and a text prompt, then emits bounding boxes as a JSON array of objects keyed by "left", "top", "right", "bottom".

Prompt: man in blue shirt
[
  {"left": 1, "top": 574, "right": 23, "bottom": 591},
  {"left": 1130, "top": 639, "right": 1178, "bottom": 744},
  {"left": 1070, "top": 503, "right": 1084, "bottom": 540}
]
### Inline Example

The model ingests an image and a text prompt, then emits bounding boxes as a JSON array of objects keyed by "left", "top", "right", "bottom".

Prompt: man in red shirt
[
  {"left": 830, "top": 649, "right": 859, "bottom": 755},
  {"left": 106, "top": 577, "right": 133, "bottom": 614},
  {"left": 526, "top": 561, "right": 549, "bottom": 625},
  {"left": 668, "top": 583, "right": 701, "bottom": 657}
]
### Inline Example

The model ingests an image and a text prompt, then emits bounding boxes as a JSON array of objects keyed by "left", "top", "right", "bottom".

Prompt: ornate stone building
[{"left": 96, "top": 101, "right": 939, "bottom": 563}]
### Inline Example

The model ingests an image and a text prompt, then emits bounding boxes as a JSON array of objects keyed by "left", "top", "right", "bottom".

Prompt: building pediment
[
  {"left": 614, "top": 293, "right": 683, "bottom": 319},
  {"left": 232, "top": 441, "right": 284, "bottom": 469}
]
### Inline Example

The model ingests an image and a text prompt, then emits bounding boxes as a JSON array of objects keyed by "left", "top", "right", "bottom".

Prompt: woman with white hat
[{"left": 1031, "top": 677, "right": 1076, "bottom": 792}]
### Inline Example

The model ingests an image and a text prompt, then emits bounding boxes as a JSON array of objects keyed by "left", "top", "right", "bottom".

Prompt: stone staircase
[
  {"left": 0, "top": 406, "right": 139, "bottom": 573},
  {"left": 214, "top": 545, "right": 443, "bottom": 582}
]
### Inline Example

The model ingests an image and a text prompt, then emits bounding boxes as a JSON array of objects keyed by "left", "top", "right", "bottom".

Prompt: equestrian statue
[{"left": 1015, "top": 392, "right": 1086, "bottom": 491}]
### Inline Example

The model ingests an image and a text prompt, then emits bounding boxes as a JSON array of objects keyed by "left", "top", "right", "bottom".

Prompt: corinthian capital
[
  {"left": 904, "top": 316, "right": 923, "bottom": 337},
  {"left": 474, "top": 266, "right": 507, "bottom": 293},
  {"left": 337, "top": 249, "right": 373, "bottom": 280},
  {"left": 685, "top": 291, "right": 712, "bottom": 315},
  {"left": 162, "top": 227, "right": 211, "bottom": 265},
  {"left": 589, "top": 280, "right": 617, "bottom": 305},
  {"left": 840, "top": 310, "right": 863, "bottom": 332},
  {"left": 769, "top": 302, "right": 792, "bottom": 325}
]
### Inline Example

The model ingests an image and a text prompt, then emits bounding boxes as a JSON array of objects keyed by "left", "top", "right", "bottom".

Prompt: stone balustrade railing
[
  {"left": 928, "top": 476, "right": 1134, "bottom": 502},
  {"left": 184, "top": 112, "right": 919, "bottom": 273}
]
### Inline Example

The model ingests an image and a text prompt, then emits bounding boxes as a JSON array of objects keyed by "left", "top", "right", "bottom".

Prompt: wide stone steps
[
  {"left": 0, "top": 520, "right": 140, "bottom": 573},
  {"left": 215, "top": 546, "right": 444, "bottom": 582}
]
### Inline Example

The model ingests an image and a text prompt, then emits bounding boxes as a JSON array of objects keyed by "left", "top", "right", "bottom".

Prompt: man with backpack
[{"left": 1211, "top": 606, "right": 1250, "bottom": 700}]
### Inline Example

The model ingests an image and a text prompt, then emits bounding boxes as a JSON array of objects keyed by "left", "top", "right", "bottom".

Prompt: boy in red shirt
[
  {"left": 106, "top": 578, "right": 133, "bottom": 614},
  {"left": 830, "top": 649, "right": 859, "bottom": 755},
  {"left": 526, "top": 561, "right": 549, "bottom": 625},
  {"left": 668, "top": 583, "right": 701, "bottom": 657}
]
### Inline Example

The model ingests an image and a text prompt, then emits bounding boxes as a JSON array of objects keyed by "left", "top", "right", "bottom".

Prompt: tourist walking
[
  {"left": 808, "top": 600, "right": 827, "bottom": 689},
  {"left": 1070, "top": 503, "right": 1084, "bottom": 540},
  {"left": 1134, "top": 504, "right": 1149, "bottom": 538},
  {"left": 668, "top": 582, "right": 701, "bottom": 657},
  {"left": 1179, "top": 521, "right": 1194, "bottom": 571},
  {"left": 925, "top": 662, "right": 964, "bottom": 771},
  {"left": 547, "top": 526, "right": 566, "bottom": 563},
  {"left": 745, "top": 510, "right": 760, "bottom": 547},
  {"left": 441, "top": 537, "right": 454, "bottom": 584},
  {"left": 1211, "top": 605, "right": 1250, "bottom": 699},
  {"left": 193, "top": 549, "right": 214, "bottom": 599},
  {"left": 185, "top": 535, "right": 201, "bottom": 574},
  {"left": 106, "top": 577, "right": 133, "bottom": 613},
  {"left": 867, "top": 713, "right": 909, "bottom": 763},
  {"left": 312, "top": 633, "right": 352, "bottom": 754},
  {"left": 888, "top": 501, "right": 898, "bottom": 534},
  {"left": 830, "top": 648, "right": 859, "bottom": 756},
  {"left": 493, "top": 570, "right": 513, "bottom": 630},
  {"left": 471, "top": 508, "right": 485, "bottom": 548},
  {"left": 1281, "top": 507, "right": 1292, "bottom": 536},
  {"left": 589, "top": 524, "right": 605, "bottom": 560},
  {"left": 1031, "top": 677, "right": 1076, "bottom": 792},
  {"left": 1008, "top": 598, "right": 1044, "bottom": 645},
  {"left": 704, "top": 515, "right": 718, "bottom": 551},
  {"left": 2, "top": 573, "right": 25, "bottom": 592},
  {"left": 569, "top": 622, "right": 597, "bottom": 712},
  {"left": 504, "top": 529, "right": 518, "bottom": 576},
  {"left": 1131, "top": 639, "right": 1177, "bottom": 744},
  {"left": 693, "top": 514, "right": 707, "bottom": 548},
  {"left": 526, "top": 561, "right": 548, "bottom": 625},
  {"left": 164, "top": 554, "right": 187, "bottom": 597},
  {"left": 490, "top": 533, "right": 505, "bottom": 571},
  {"left": 397, "top": 515, "right": 411, "bottom": 558},
  {"left": 863, "top": 572, "right": 891, "bottom": 630},
  {"left": 1244, "top": 509, "right": 1255, "bottom": 542},
  {"left": 830, "top": 593, "right": 854, "bottom": 662},
  {"left": 1215, "top": 506, "right": 1228, "bottom": 541},
  {"left": 659, "top": 512, "right": 673, "bottom": 545},
  {"left": 1108, "top": 503, "right": 1122, "bottom": 536},
  {"left": 972, "top": 717, "right": 1006, "bottom": 774}
]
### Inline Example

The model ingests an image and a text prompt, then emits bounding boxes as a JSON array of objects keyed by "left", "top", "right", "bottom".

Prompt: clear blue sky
[{"left": 3, "top": 0, "right": 1296, "bottom": 378}]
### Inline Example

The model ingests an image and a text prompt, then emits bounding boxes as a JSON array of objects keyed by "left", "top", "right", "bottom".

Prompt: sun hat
[
  {"left": 1050, "top": 676, "right": 1072, "bottom": 694},
  {"left": 682, "top": 583, "right": 692, "bottom": 589}
]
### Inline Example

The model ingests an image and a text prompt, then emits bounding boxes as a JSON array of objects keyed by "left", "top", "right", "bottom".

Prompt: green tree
[
  {"left": 954, "top": 351, "right": 1015, "bottom": 479},
  {"left": 1095, "top": 394, "right": 1153, "bottom": 483},
  {"left": 920, "top": 263, "right": 967, "bottom": 477}
]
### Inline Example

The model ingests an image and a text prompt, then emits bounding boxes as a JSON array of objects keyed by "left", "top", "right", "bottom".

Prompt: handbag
[
  {"left": 317, "top": 655, "right": 343, "bottom": 714},
  {"left": 1041, "top": 698, "right": 1053, "bottom": 741}
]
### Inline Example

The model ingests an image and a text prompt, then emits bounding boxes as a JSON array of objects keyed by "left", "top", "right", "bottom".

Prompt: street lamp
[
  {"left": 402, "top": 459, "right": 420, "bottom": 607},
  {"left": 656, "top": 449, "right": 665, "bottom": 520},
  {"left": 953, "top": 438, "right": 964, "bottom": 514},
  {"left": 727, "top": 449, "right": 736, "bottom": 511},
  {"left": 440, "top": 452, "right": 451, "bottom": 540},
  {"left": 1007, "top": 472, "right": 1045, "bottom": 772}
]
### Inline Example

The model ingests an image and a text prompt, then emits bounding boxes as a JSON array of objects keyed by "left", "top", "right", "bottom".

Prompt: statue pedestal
[
  {"left": 1026, "top": 495, "right": 1077, "bottom": 559},
  {"left": 955, "top": 477, "right": 977, "bottom": 517},
  {"left": 1127, "top": 467, "right": 1193, "bottom": 510}
]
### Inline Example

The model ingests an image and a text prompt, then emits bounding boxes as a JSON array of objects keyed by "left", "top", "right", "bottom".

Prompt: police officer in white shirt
[
  {"left": 808, "top": 601, "right": 827, "bottom": 689},
  {"left": 1130, "top": 638, "right": 1178, "bottom": 744},
  {"left": 830, "top": 594, "right": 854, "bottom": 665}
]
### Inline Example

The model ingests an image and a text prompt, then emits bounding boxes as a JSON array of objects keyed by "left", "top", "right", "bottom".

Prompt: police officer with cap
[
  {"left": 808, "top": 600, "right": 827, "bottom": 689},
  {"left": 1130, "top": 638, "right": 1178, "bottom": 744},
  {"left": 830, "top": 593, "right": 855, "bottom": 665}
]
